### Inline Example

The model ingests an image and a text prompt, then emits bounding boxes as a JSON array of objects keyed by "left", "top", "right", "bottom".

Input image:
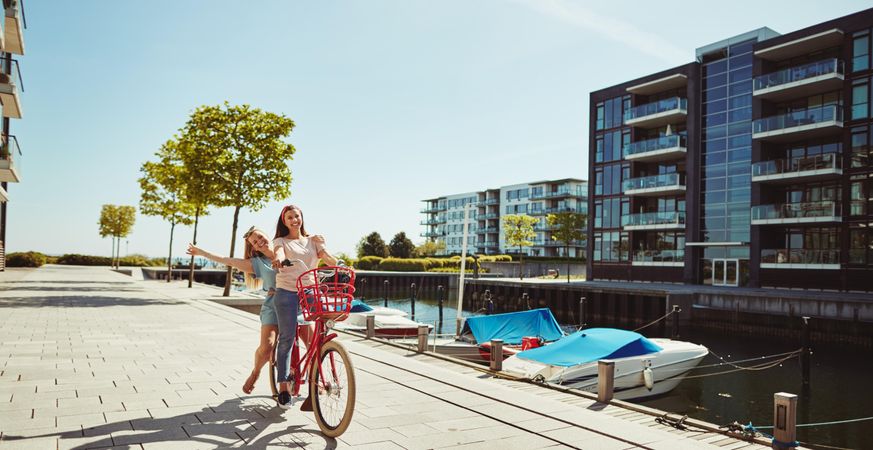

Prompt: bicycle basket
[{"left": 296, "top": 266, "right": 356, "bottom": 321}]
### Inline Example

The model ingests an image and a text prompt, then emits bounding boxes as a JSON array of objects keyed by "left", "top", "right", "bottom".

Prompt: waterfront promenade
[{"left": 0, "top": 265, "right": 772, "bottom": 449}]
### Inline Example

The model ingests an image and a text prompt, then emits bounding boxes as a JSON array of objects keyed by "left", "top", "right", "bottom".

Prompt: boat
[
  {"left": 332, "top": 300, "right": 433, "bottom": 337},
  {"left": 500, "top": 328, "right": 708, "bottom": 400},
  {"left": 421, "top": 308, "right": 566, "bottom": 364}
]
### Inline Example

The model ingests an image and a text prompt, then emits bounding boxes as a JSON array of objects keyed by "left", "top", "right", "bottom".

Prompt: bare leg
[{"left": 243, "top": 325, "right": 278, "bottom": 394}]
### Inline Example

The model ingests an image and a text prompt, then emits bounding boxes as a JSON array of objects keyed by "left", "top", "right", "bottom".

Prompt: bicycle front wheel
[{"left": 308, "top": 340, "right": 356, "bottom": 437}]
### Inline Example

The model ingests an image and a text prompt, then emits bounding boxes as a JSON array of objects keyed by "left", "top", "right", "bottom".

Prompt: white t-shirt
[{"left": 274, "top": 236, "right": 323, "bottom": 291}]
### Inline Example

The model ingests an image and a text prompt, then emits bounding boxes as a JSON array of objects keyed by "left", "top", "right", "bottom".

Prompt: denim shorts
[{"left": 259, "top": 294, "right": 278, "bottom": 326}]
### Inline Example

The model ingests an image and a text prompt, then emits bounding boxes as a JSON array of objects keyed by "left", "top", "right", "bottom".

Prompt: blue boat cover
[
  {"left": 350, "top": 300, "right": 374, "bottom": 313},
  {"left": 462, "top": 308, "right": 563, "bottom": 345},
  {"left": 516, "top": 328, "right": 662, "bottom": 367}
]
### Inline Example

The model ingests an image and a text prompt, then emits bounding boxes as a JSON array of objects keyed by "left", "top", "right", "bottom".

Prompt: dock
[{"left": 0, "top": 265, "right": 779, "bottom": 449}]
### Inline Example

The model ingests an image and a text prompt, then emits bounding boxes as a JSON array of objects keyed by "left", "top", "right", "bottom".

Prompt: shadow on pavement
[{"left": 0, "top": 296, "right": 185, "bottom": 308}]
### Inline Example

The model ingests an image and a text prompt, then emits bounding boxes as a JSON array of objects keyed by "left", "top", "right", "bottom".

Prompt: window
[
  {"left": 852, "top": 78, "right": 869, "bottom": 120},
  {"left": 849, "top": 225, "right": 873, "bottom": 266},
  {"left": 853, "top": 31, "right": 870, "bottom": 73},
  {"left": 852, "top": 126, "right": 871, "bottom": 168}
]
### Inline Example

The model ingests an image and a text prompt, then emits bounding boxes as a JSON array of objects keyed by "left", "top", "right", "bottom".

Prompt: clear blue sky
[{"left": 9, "top": 0, "right": 871, "bottom": 259}]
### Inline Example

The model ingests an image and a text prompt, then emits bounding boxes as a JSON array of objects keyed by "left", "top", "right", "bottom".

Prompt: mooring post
[
  {"left": 773, "top": 392, "right": 798, "bottom": 448},
  {"left": 671, "top": 305, "right": 680, "bottom": 339},
  {"left": 383, "top": 279, "right": 389, "bottom": 307},
  {"left": 360, "top": 278, "right": 367, "bottom": 300},
  {"left": 416, "top": 325, "right": 429, "bottom": 353},
  {"left": 410, "top": 282, "right": 417, "bottom": 320},
  {"left": 365, "top": 314, "right": 375, "bottom": 339},
  {"left": 597, "top": 360, "right": 615, "bottom": 403},
  {"left": 522, "top": 292, "right": 530, "bottom": 310},
  {"left": 489, "top": 339, "right": 503, "bottom": 371},
  {"left": 801, "top": 316, "right": 810, "bottom": 387},
  {"left": 437, "top": 285, "right": 445, "bottom": 323},
  {"left": 579, "top": 296, "right": 587, "bottom": 328}
]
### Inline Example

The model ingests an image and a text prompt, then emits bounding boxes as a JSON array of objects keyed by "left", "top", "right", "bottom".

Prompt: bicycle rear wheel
[{"left": 308, "top": 340, "right": 356, "bottom": 437}]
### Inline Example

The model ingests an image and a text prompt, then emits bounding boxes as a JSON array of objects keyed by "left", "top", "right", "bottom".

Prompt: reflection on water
[{"left": 361, "top": 296, "right": 871, "bottom": 450}]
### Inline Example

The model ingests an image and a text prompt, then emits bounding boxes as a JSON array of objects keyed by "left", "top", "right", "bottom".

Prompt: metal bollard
[
  {"left": 437, "top": 285, "right": 445, "bottom": 323},
  {"left": 383, "top": 279, "right": 389, "bottom": 307},
  {"left": 522, "top": 292, "right": 530, "bottom": 310},
  {"left": 410, "top": 283, "right": 417, "bottom": 320},
  {"left": 489, "top": 339, "right": 503, "bottom": 371},
  {"left": 416, "top": 325, "right": 429, "bottom": 353},
  {"left": 365, "top": 314, "right": 375, "bottom": 339},
  {"left": 671, "top": 305, "right": 680, "bottom": 339},
  {"left": 579, "top": 296, "right": 587, "bottom": 328},
  {"left": 597, "top": 360, "right": 615, "bottom": 403},
  {"left": 773, "top": 392, "right": 798, "bottom": 448}
]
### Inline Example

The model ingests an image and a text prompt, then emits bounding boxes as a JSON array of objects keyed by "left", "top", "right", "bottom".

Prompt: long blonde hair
[{"left": 243, "top": 226, "right": 265, "bottom": 291}]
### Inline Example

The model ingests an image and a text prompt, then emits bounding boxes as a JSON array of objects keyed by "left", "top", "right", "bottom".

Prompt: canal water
[{"left": 359, "top": 294, "right": 872, "bottom": 450}]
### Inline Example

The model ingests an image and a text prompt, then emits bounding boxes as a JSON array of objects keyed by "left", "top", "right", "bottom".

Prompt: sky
[{"left": 7, "top": 0, "right": 872, "bottom": 259}]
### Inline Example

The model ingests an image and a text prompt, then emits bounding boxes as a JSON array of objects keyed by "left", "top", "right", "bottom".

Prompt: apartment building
[
  {"left": 421, "top": 178, "right": 588, "bottom": 257},
  {"left": 588, "top": 7, "right": 873, "bottom": 291},
  {"left": 0, "top": 0, "right": 25, "bottom": 270}
]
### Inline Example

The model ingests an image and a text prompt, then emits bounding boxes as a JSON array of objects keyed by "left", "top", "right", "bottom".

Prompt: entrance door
[{"left": 712, "top": 259, "right": 739, "bottom": 287}]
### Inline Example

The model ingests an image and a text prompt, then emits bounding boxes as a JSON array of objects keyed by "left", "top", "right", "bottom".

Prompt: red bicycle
[{"left": 269, "top": 264, "right": 357, "bottom": 437}]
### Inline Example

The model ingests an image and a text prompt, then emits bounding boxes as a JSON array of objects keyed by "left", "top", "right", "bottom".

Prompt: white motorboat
[
  {"left": 333, "top": 300, "right": 433, "bottom": 337},
  {"left": 501, "top": 328, "right": 708, "bottom": 400}
]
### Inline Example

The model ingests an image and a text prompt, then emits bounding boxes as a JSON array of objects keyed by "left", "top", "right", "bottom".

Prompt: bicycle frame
[{"left": 289, "top": 314, "right": 340, "bottom": 396}]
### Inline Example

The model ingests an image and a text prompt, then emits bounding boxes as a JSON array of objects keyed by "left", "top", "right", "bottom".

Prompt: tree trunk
[
  {"left": 111, "top": 236, "right": 116, "bottom": 269},
  {"left": 167, "top": 221, "right": 176, "bottom": 283},
  {"left": 519, "top": 246, "right": 524, "bottom": 280},
  {"left": 115, "top": 236, "right": 121, "bottom": 269},
  {"left": 188, "top": 207, "right": 200, "bottom": 288},
  {"left": 223, "top": 206, "right": 241, "bottom": 297},
  {"left": 566, "top": 244, "right": 571, "bottom": 283}
]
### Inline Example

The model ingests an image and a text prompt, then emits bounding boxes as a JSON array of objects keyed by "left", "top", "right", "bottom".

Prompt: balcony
[
  {"left": 480, "top": 213, "right": 499, "bottom": 220},
  {"left": 534, "top": 224, "right": 556, "bottom": 232},
  {"left": 751, "top": 201, "right": 841, "bottom": 225},
  {"left": 544, "top": 206, "right": 582, "bottom": 215},
  {"left": 0, "top": 184, "right": 6, "bottom": 202},
  {"left": 543, "top": 240, "right": 584, "bottom": 247},
  {"left": 624, "top": 97, "right": 687, "bottom": 128},
  {"left": 477, "top": 198, "right": 499, "bottom": 206},
  {"left": 623, "top": 135, "right": 687, "bottom": 163},
  {"left": 753, "top": 59, "right": 844, "bottom": 101},
  {"left": 761, "top": 249, "right": 840, "bottom": 270},
  {"left": 755, "top": 29, "right": 843, "bottom": 61},
  {"left": 421, "top": 231, "right": 446, "bottom": 238},
  {"left": 420, "top": 205, "right": 446, "bottom": 213},
  {"left": 420, "top": 218, "right": 445, "bottom": 225},
  {"left": 622, "top": 173, "right": 685, "bottom": 197},
  {"left": 0, "top": 59, "right": 23, "bottom": 118},
  {"left": 0, "top": 135, "right": 21, "bottom": 183},
  {"left": 476, "top": 226, "right": 498, "bottom": 234},
  {"left": 4, "top": 0, "right": 24, "bottom": 55},
  {"left": 752, "top": 106, "right": 842, "bottom": 142},
  {"left": 632, "top": 249, "right": 684, "bottom": 267},
  {"left": 530, "top": 188, "right": 583, "bottom": 200},
  {"left": 752, "top": 153, "right": 841, "bottom": 184},
  {"left": 481, "top": 242, "right": 499, "bottom": 249},
  {"left": 622, "top": 211, "right": 685, "bottom": 230}
]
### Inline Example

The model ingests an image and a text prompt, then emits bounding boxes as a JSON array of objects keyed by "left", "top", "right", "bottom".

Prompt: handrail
[
  {"left": 624, "top": 135, "right": 686, "bottom": 158},
  {"left": 624, "top": 97, "right": 687, "bottom": 122},
  {"left": 753, "top": 105, "right": 842, "bottom": 134},
  {"left": 752, "top": 152, "right": 841, "bottom": 177},
  {"left": 753, "top": 58, "right": 843, "bottom": 91},
  {"left": 622, "top": 173, "right": 683, "bottom": 192},
  {"left": 751, "top": 201, "right": 840, "bottom": 220}
]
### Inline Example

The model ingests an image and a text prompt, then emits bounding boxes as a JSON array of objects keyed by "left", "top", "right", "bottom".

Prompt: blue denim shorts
[{"left": 260, "top": 294, "right": 278, "bottom": 325}]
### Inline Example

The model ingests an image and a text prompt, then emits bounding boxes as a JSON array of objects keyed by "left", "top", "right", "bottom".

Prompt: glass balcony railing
[
  {"left": 0, "top": 58, "right": 24, "bottom": 92},
  {"left": 622, "top": 211, "right": 685, "bottom": 228},
  {"left": 633, "top": 249, "right": 685, "bottom": 263},
  {"left": 751, "top": 201, "right": 840, "bottom": 222},
  {"left": 761, "top": 249, "right": 840, "bottom": 265},
  {"left": 622, "top": 173, "right": 684, "bottom": 193},
  {"left": 419, "top": 218, "right": 445, "bottom": 225},
  {"left": 752, "top": 153, "right": 841, "bottom": 178},
  {"left": 624, "top": 97, "right": 687, "bottom": 123},
  {"left": 753, "top": 59, "right": 844, "bottom": 92},
  {"left": 421, "top": 231, "right": 446, "bottom": 238},
  {"left": 531, "top": 186, "right": 583, "bottom": 199},
  {"left": 477, "top": 198, "right": 499, "bottom": 206},
  {"left": 476, "top": 227, "right": 498, "bottom": 233},
  {"left": 480, "top": 213, "right": 499, "bottom": 220},
  {"left": 623, "top": 135, "right": 686, "bottom": 159},
  {"left": 420, "top": 205, "right": 447, "bottom": 213},
  {"left": 0, "top": 135, "right": 22, "bottom": 183},
  {"left": 753, "top": 105, "right": 842, "bottom": 135}
]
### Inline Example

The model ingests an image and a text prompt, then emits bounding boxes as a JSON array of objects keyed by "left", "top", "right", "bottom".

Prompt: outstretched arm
[{"left": 187, "top": 244, "right": 254, "bottom": 273}]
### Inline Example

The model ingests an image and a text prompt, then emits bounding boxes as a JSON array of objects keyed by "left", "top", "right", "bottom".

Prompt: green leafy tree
[
  {"left": 547, "top": 212, "right": 587, "bottom": 282},
  {"left": 175, "top": 137, "right": 217, "bottom": 288},
  {"left": 181, "top": 102, "right": 296, "bottom": 296},
  {"left": 502, "top": 214, "right": 538, "bottom": 280},
  {"left": 98, "top": 204, "right": 136, "bottom": 269},
  {"left": 414, "top": 240, "right": 445, "bottom": 257},
  {"left": 358, "top": 232, "right": 388, "bottom": 258},
  {"left": 139, "top": 143, "right": 196, "bottom": 282},
  {"left": 388, "top": 232, "right": 415, "bottom": 258}
]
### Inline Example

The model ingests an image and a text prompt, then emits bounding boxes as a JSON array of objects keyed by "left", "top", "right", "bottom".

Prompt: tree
[
  {"left": 139, "top": 142, "right": 196, "bottom": 283},
  {"left": 181, "top": 102, "right": 296, "bottom": 296},
  {"left": 502, "top": 214, "right": 538, "bottom": 280},
  {"left": 357, "top": 232, "right": 388, "bottom": 258},
  {"left": 547, "top": 211, "right": 587, "bottom": 282},
  {"left": 414, "top": 240, "right": 445, "bottom": 257},
  {"left": 98, "top": 204, "right": 136, "bottom": 269},
  {"left": 388, "top": 232, "right": 415, "bottom": 258},
  {"left": 175, "top": 137, "right": 217, "bottom": 288}
]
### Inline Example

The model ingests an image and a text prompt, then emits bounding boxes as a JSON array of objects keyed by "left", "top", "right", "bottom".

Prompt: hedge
[
  {"left": 354, "top": 256, "right": 383, "bottom": 270},
  {"left": 6, "top": 251, "right": 48, "bottom": 267},
  {"left": 378, "top": 258, "right": 432, "bottom": 272}
]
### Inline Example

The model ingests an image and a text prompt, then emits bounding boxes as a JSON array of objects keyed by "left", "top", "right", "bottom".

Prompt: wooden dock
[{"left": 0, "top": 265, "right": 782, "bottom": 449}]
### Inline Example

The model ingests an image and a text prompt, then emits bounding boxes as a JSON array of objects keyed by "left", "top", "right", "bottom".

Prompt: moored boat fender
[{"left": 643, "top": 367, "right": 654, "bottom": 391}]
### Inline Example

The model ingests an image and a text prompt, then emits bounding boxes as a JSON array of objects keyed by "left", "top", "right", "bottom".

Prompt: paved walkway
[{"left": 0, "top": 265, "right": 771, "bottom": 449}]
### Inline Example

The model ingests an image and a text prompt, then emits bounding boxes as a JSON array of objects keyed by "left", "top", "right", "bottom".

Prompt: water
[{"left": 359, "top": 295, "right": 872, "bottom": 449}]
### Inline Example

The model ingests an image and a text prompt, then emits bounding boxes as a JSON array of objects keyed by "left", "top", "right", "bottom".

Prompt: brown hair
[
  {"left": 242, "top": 226, "right": 265, "bottom": 290},
  {"left": 274, "top": 204, "right": 309, "bottom": 239}
]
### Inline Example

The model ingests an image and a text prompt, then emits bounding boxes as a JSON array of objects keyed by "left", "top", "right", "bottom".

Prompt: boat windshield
[
  {"left": 461, "top": 308, "right": 564, "bottom": 345},
  {"left": 516, "top": 328, "right": 662, "bottom": 367}
]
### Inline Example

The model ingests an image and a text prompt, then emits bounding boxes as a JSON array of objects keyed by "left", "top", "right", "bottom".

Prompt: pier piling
[
  {"left": 489, "top": 339, "right": 503, "bottom": 371},
  {"left": 383, "top": 279, "right": 389, "bottom": 307},
  {"left": 410, "top": 282, "right": 417, "bottom": 320},
  {"left": 597, "top": 360, "right": 615, "bottom": 403},
  {"left": 365, "top": 314, "right": 375, "bottom": 339},
  {"left": 773, "top": 392, "right": 798, "bottom": 448},
  {"left": 417, "top": 325, "right": 428, "bottom": 353}
]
